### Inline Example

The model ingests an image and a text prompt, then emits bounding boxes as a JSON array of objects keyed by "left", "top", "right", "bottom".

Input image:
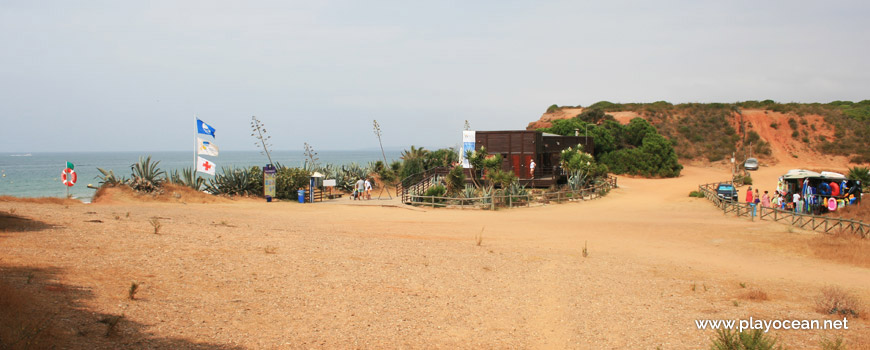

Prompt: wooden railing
[
  {"left": 408, "top": 177, "right": 616, "bottom": 209},
  {"left": 697, "top": 182, "right": 868, "bottom": 238}
]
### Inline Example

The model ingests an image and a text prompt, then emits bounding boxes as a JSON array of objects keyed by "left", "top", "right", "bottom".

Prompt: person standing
[
  {"left": 529, "top": 159, "right": 536, "bottom": 179},
  {"left": 761, "top": 190, "right": 770, "bottom": 208},
  {"left": 792, "top": 192, "right": 801, "bottom": 213},
  {"left": 364, "top": 178, "right": 373, "bottom": 200},
  {"left": 746, "top": 186, "right": 756, "bottom": 217}
]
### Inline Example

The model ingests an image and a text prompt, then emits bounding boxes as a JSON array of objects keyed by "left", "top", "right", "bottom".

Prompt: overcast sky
[{"left": 1, "top": 0, "right": 868, "bottom": 152}]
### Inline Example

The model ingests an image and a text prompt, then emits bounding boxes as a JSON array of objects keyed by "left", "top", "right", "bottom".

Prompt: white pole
[{"left": 193, "top": 115, "right": 197, "bottom": 173}]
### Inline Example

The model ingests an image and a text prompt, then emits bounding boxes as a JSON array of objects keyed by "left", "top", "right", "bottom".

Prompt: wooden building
[{"left": 474, "top": 130, "right": 593, "bottom": 186}]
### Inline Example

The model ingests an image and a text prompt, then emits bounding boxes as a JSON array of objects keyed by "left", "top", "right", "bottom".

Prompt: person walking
[
  {"left": 354, "top": 178, "right": 365, "bottom": 200},
  {"left": 364, "top": 178, "right": 373, "bottom": 200},
  {"left": 746, "top": 186, "right": 756, "bottom": 217}
]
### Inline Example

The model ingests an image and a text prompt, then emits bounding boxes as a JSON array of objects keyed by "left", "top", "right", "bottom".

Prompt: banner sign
[
  {"left": 323, "top": 179, "right": 336, "bottom": 187},
  {"left": 462, "top": 130, "right": 475, "bottom": 168},
  {"left": 264, "top": 164, "right": 277, "bottom": 198}
]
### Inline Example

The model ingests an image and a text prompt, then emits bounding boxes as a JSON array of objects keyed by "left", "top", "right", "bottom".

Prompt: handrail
[
  {"left": 407, "top": 177, "right": 616, "bottom": 209},
  {"left": 697, "top": 181, "right": 868, "bottom": 238}
]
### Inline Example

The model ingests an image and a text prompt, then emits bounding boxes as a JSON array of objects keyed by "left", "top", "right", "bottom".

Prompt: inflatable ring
[{"left": 61, "top": 168, "right": 77, "bottom": 187}]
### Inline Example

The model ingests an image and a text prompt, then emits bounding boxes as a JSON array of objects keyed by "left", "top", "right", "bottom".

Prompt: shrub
[
  {"left": 423, "top": 185, "right": 446, "bottom": 198},
  {"left": 815, "top": 286, "right": 863, "bottom": 318},
  {"left": 689, "top": 191, "right": 705, "bottom": 198},
  {"left": 847, "top": 166, "right": 870, "bottom": 183},
  {"left": 205, "top": 166, "right": 263, "bottom": 196},
  {"left": 769, "top": 122, "right": 779, "bottom": 129},
  {"left": 274, "top": 166, "right": 311, "bottom": 199},
  {"left": 399, "top": 157, "right": 424, "bottom": 184},
  {"left": 546, "top": 104, "right": 560, "bottom": 113},
  {"left": 445, "top": 165, "right": 465, "bottom": 195},
  {"left": 788, "top": 118, "right": 799, "bottom": 129},
  {"left": 709, "top": 329, "right": 783, "bottom": 350}
]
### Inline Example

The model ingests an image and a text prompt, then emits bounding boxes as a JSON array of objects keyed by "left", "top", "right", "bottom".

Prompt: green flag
[{"left": 66, "top": 161, "right": 74, "bottom": 170}]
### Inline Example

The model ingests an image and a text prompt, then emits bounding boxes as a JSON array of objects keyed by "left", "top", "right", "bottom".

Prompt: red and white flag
[{"left": 196, "top": 156, "right": 216, "bottom": 175}]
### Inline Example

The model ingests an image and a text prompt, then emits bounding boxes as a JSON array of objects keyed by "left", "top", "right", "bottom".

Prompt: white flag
[
  {"left": 196, "top": 156, "right": 216, "bottom": 175},
  {"left": 197, "top": 137, "right": 219, "bottom": 156}
]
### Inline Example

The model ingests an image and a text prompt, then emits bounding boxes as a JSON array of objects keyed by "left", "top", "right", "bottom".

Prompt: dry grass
[
  {"left": 815, "top": 286, "right": 864, "bottom": 319},
  {"left": 829, "top": 201, "right": 870, "bottom": 223},
  {"left": 128, "top": 282, "right": 139, "bottom": 300},
  {"left": 475, "top": 227, "right": 483, "bottom": 246},
  {"left": 148, "top": 217, "right": 161, "bottom": 234},
  {"left": 807, "top": 231, "right": 870, "bottom": 268},
  {"left": 0, "top": 196, "right": 79, "bottom": 205},
  {"left": 743, "top": 288, "right": 769, "bottom": 301}
]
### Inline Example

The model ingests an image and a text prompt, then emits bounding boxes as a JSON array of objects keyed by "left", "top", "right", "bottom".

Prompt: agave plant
[
  {"left": 205, "top": 166, "right": 259, "bottom": 196},
  {"left": 480, "top": 186, "right": 493, "bottom": 205},
  {"left": 508, "top": 182, "right": 528, "bottom": 197},
  {"left": 461, "top": 184, "right": 477, "bottom": 199},
  {"left": 170, "top": 167, "right": 206, "bottom": 191},
  {"left": 129, "top": 156, "right": 165, "bottom": 193},
  {"left": 95, "top": 168, "right": 126, "bottom": 187},
  {"left": 567, "top": 169, "right": 588, "bottom": 192}
]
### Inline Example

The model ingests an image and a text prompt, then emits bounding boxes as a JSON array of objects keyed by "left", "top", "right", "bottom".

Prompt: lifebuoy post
[{"left": 62, "top": 161, "right": 76, "bottom": 198}]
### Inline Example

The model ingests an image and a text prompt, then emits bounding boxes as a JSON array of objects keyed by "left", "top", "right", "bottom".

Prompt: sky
[{"left": 1, "top": 0, "right": 868, "bottom": 152}]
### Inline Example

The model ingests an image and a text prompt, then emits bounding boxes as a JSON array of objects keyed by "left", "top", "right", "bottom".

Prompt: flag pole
[{"left": 193, "top": 114, "right": 197, "bottom": 174}]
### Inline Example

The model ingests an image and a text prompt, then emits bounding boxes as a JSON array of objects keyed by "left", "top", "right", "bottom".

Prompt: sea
[{"left": 0, "top": 150, "right": 402, "bottom": 203}]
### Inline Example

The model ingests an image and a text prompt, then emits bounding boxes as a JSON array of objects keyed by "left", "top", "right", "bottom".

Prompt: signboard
[
  {"left": 462, "top": 130, "right": 475, "bottom": 168},
  {"left": 263, "top": 164, "right": 277, "bottom": 199},
  {"left": 323, "top": 179, "right": 336, "bottom": 187}
]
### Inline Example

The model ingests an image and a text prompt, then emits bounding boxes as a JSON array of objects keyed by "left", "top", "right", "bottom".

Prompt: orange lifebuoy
[{"left": 61, "top": 168, "right": 77, "bottom": 187}]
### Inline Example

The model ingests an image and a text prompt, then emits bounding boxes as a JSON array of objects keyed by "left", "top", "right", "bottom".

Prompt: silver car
[{"left": 744, "top": 157, "right": 759, "bottom": 171}]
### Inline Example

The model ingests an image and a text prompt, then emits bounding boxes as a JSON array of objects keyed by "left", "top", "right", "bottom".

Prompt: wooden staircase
[{"left": 396, "top": 167, "right": 450, "bottom": 204}]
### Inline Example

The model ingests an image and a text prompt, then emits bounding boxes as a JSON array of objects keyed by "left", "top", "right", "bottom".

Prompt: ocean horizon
[{"left": 0, "top": 150, "right": 403, "bottom": 202}]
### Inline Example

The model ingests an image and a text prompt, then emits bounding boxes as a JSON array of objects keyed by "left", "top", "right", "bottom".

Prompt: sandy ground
[{"left": 1, "top": 165, "right": 868, "bottom": 349}]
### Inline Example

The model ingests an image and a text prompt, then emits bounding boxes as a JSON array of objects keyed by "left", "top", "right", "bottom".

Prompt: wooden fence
[
  {"left": 698, "top": 182, "right": 869, "bottom": 238},
  {"left": 408, "top": 176, "right": 617, "bottom": 210}
]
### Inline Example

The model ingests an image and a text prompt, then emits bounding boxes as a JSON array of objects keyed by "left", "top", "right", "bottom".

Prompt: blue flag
[{"left": 197, "top": 119, "right": 216, "bottom": 137}]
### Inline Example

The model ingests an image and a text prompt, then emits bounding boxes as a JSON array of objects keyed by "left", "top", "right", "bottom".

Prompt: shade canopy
[{"left": 782, "top": 169, "right": 821, "bottom": 180}]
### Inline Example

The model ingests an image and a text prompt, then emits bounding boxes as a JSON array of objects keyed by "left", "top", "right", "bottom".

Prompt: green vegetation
[
  {"left": 689, "top": 191, "right": 705, "bottom": 198},
  {"left": 129, "top": 156, "right": 166, "bottom": 193},
  {"left": 170, "top": 167, "right": 205, "bottom": 191},
  {"left": 445, "top": 165, "right": 466, "bottom": 195},
  {"left": 545, "top": 100, "right": 870, "bottom": 164},
  {"left": 709, "top": 329, "right": 784, "bottom": 350},
  {"left": 847, "top": 166, "right": 870, "bottom": 183},
  {"left": 205, "top": 166, "right": 264, "bottom": 196},
  {"left": 540, "top": 110, "right": 682, "bottom": 177}
]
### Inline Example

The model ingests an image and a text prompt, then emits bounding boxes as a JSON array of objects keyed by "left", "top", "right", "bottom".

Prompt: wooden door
[{"left": 512, "top": 155, "right": 521, "bottom": 178}]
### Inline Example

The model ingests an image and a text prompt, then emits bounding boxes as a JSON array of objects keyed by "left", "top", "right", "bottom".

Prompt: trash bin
[
  {"left": 298, "top": 190, "right": 306, "bottom": 203},
  {"left": 266, "top": 195, "right": 272, "bottom": 203}
]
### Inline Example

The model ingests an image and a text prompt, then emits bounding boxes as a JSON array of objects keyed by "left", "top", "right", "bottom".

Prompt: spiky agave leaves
[
  {"left": 170, "top": 167, "right": 206, "bottom": 191},
  {"left": 95, "top": 168, "right": 126, "bottom": 187},
  {"left": 129, "top": 156, "right": 166, "bottom": 193},
  {"left": 205, "top": 166, "right": 259, "bottom": 196}
]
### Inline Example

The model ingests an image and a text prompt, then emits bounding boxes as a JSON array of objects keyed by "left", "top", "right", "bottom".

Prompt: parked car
[
  {"left": 716, "top": 183, "right": 738, "bottom": 201},
  {"left": 744, "top": 157, "right": 759, "bottom": 171}
]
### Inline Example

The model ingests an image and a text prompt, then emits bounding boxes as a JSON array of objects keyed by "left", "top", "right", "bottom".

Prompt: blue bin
[{"left": 298, "top": 190, "right": 306, "bottom": 203}]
